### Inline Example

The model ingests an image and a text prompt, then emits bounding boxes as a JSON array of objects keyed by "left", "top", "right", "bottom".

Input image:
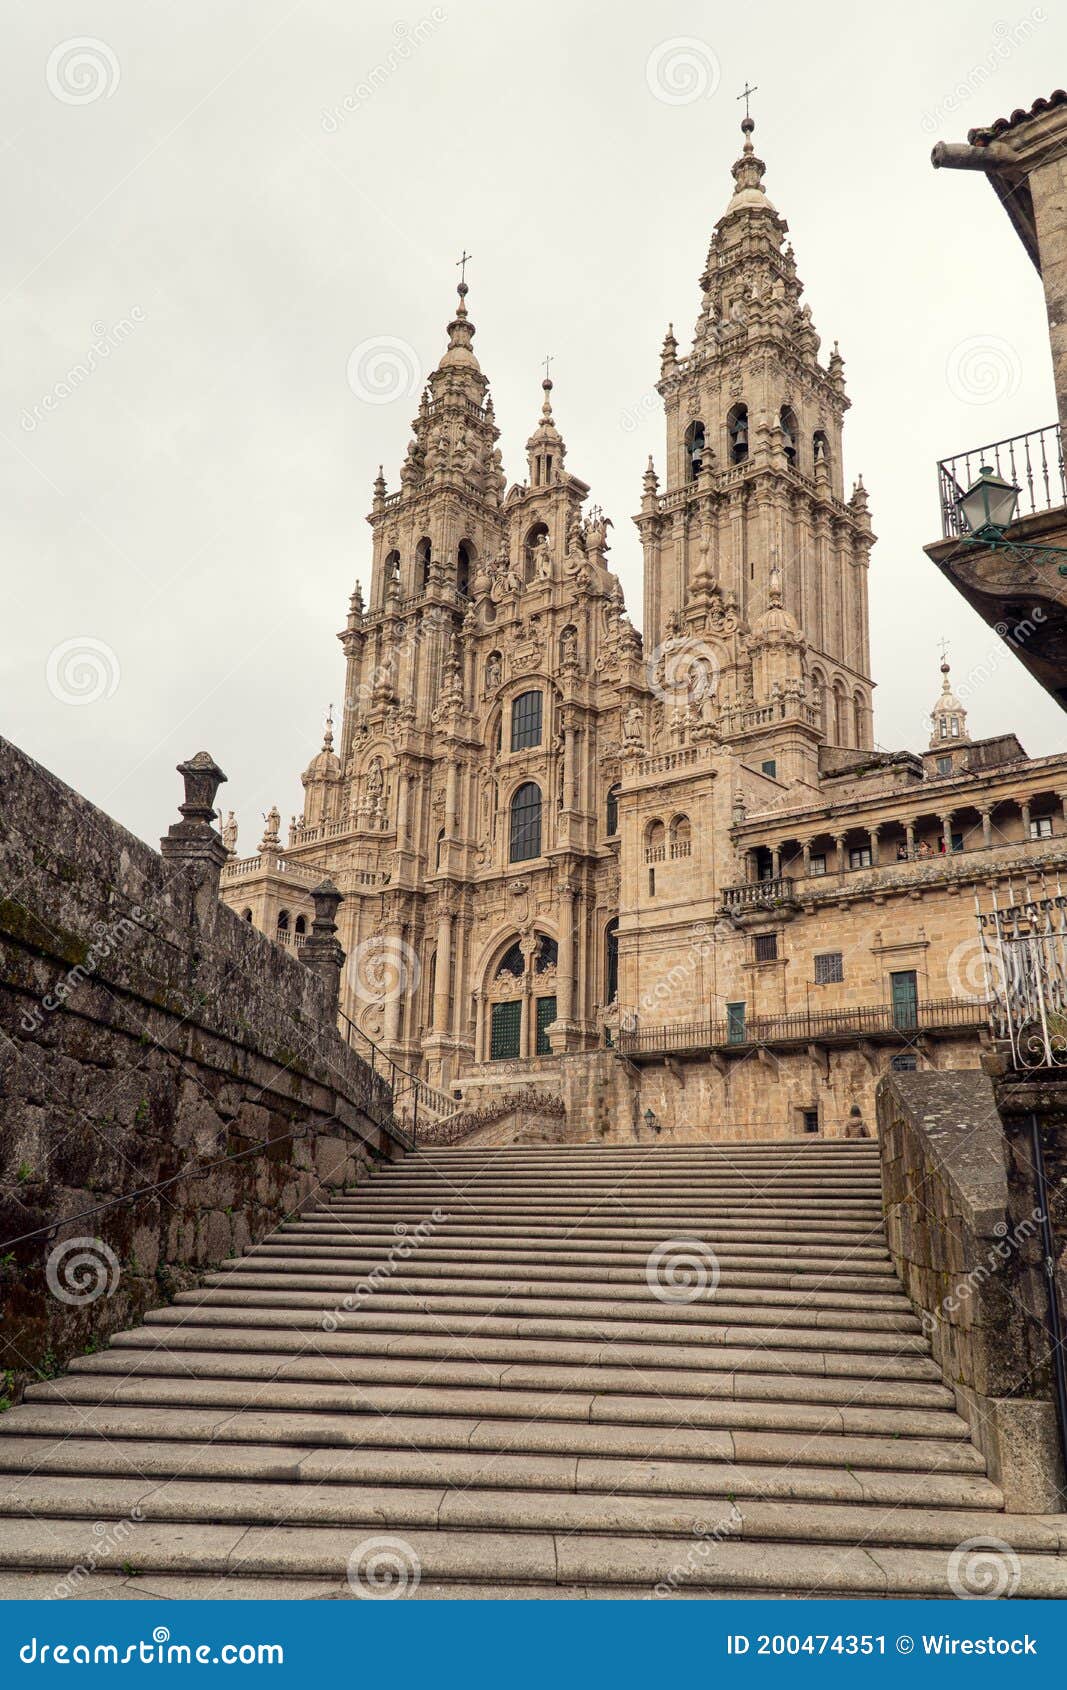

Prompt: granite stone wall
[
  {"left": 0, "top": 735, "right": 402, "bottom": 1404},
  {"left": 877, "top": 1069, "right": 1065, "bottom": 1511}
]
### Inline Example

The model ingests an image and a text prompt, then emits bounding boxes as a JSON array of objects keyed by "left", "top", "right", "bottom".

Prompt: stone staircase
[{"left": 2, "top": 1141, "right": 1066, "bottom": 1598}]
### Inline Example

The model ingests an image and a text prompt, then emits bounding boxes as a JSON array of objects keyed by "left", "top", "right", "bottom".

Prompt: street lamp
[
  {"left": 958, "top": 465, "right": 1020, "bottom": 537},
  {"left": 955, "top": 464, "right": 1067, "bottom": 574}
]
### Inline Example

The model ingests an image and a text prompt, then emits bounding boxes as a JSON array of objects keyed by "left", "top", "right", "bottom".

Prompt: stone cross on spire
[
  {"left": 736, "top": 81, "right": 758, "bottom": 120},
  {"left": 455, "top": 249, "right": 472, "bottom": 285}
]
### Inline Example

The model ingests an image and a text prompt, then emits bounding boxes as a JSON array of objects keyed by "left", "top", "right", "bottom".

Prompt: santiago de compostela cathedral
[{"left": 220, "top": 118, "right": 1067, "bottom": 1141}]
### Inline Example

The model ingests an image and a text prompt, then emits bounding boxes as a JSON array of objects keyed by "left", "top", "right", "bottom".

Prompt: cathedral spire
[
  {"left": 526, "top": 366, "right": 566, "bottom": 483},
  {"left": 929, "top": 650, "right": 969, "bottom": 748},
  {"left": 724, "top": 113, "right": 777, "bottom": 216},
  {"left": 436, "top": 275, "right": 482, "bottom": 376}
]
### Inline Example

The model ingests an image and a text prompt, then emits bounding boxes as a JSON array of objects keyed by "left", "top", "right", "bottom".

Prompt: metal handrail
[
  {"left": 338, "top": 1010, "right": 452, "bottom": 1144},
  {"left": 937, "top": 421, "right": 1065, "bottom": 538}
]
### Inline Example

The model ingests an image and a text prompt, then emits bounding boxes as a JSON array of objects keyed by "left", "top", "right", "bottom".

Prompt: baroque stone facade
[{"left": 221, "top": 118, "right": 1067, "bottom": 1139}]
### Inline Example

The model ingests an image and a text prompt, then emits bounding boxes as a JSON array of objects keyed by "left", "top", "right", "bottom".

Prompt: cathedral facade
[{"left": 220, "top": 119, "right": 1067, "bottom": 1140}]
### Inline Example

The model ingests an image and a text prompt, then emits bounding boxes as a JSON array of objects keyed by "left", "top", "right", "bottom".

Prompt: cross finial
[
  {"left": 737, "top": 81, "right": 758, "bottom": 120},
  {"left": 456, "top": 249, "right": 472, "bottom": 284},
  {"left": 938, "top": 636, "right": 950, "bottom": 665},
  {"left": 542, "top": 353, "right": 554, "bottom": 382}
]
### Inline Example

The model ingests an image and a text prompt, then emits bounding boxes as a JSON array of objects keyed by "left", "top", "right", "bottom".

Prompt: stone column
[
  {"left": 981, "top": 808, "right": 993, "bottom": 848},
  {"left": 1021, "top": 799, "right": 1032, "bottom": 841},
  {"left": 869, "top": 825, "right": 881, "bottom": 867},
  {"left": 558, "top": 883, "right": 576, "bottom": 1024},
  {"left": 802, "top": 841, "right": 812, "bottom": 875},
  {"left": 384, "top": 927, "right": 405, "bottom": 1046},
  {"left": 396, "top": 771, "right": 410, "bottom": 850},
  {"left": 432, "top": 904, "right": 452, "bottom": 1032},
  {"left": 771, "top": 846, "right": 782, "bottom": 879},
  {"left": 834, "top": 833, "right": 847, "bottom": 875},
  {"left": 940, "top": 812, "right": 954, "bottom": 853},
  {"left": 301, "top": 878, "right": 346, "bottom": 1012},
  {"left": 563, "top": 722, "right": 578, "bottom": 810},
  {"left": 905, "top": 820, "right": 916, "bottom": 857},
  {"left": 474, "top": 990, "right": 485, "bottom": 1063},
  {"left": 445, "top": 759, "right": 460, "bottom": 838},
  {"left": 159, "top": 752, "right": 229, "bottom": 932}
]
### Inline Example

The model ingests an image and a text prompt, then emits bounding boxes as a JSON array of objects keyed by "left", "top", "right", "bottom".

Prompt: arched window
[
  {"left": 684, "top": 420, "right": 706, "bottom": 482},
  {"left": 242, "top": 908, "right": 253, "bottom": 922},
  {"left": 606, "top": 784, "right": 620, "bottom": 837},
  {"left": 457, "top": 540, "right": 473, "bottom": 597},
  {"left": 605, "top": 917, "right": 619, "bottom": 1005},
  {"left": 645, "top": 819, "right": 666, "bottom": 861},
  {"left": 384, "top": 548, "right": 401, "bottom": 586},
  {"left": 535, "top": 935, "right": 558, "bottom": 973},
  {"left": 813, "top": 429, "right": 830, "bottom": 467},
  {"left": 509, "top": 782, "right": 542, "bottom": 862},
  {"left": 852, "top": 691, "right": 865, "bottom": 747},
  {"left": 511, "top": 689, "right": 543, "bottom": 751},
  {"left": 416, "top": 535, "right": 432, "bottom": 589},
  {"left": 780, "top": 405, "right": 798, "bottom": 466},
  {"left": 727, "top": 403, "right": 748, "bottom": 464},
  {"left": 496, "top": 941, "right": 525, "bottom": 979},
  {"left": 276, "top": 910, "right": 289, "bottom": 932},
  {"left": 523, "top": 522, "right": 549, "bottom": 583},
  {"left": 670, "top": 814, "right": 692, "bottom": 856},
  {"left": 294, "top": 914, "right": 306, "bottom": 935},
  {"left": 833, "top": 682, "right": 848, "bottom": 746}
]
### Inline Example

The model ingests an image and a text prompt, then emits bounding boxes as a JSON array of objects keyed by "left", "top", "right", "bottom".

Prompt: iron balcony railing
[
  {"left": 977, "top": 886, "right": 1067, "bottom": 1069},
  {"left": 338, "top": 1010, "right": 452, "bottom": 1141},
  {"left": 937, "top": 421, "right": 1066, "bottom": 539},
  {"left": 616, "top": 996, "right": 990, "bottom": 1058}
]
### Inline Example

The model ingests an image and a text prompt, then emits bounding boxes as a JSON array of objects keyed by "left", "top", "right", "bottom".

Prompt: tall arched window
[
  {"left": 294, "top": 914, "right": 306, "bottom": 935},
  {"left": 509, "top": 782, "right": 542, "bottom": 862},
  {"left": 511, "top": 689, "right": 543, "bottom": 751},
  {"left": 606, "top": 784, "right": 620, "bottom": 837},
  {"left": 779, "top": 405, "right": 799, "bottom": 466},
  {"left": 684, "top": 420, "right": 706, "bottom": 482},
  {"left": 276, "top": 910, "right": 289, "bottom": 932},
  {"left": 833, "top": 681, "right": 848, "bottom": 746},
  {"left": 605, "top": 917, "right": 619, "bottom": 1005},
  {"left": 670, "top": 814, "right": 692, "bottom": 856},
  {"left": 242, "top": 908, "right": 253, "bottom": 922},
  {"left": 813, "top": 429, "right": 830, "bottom": 468},
  {"left": 416, "top": 535, "right": 432, "bottom": 589},
  {"left": 457, "top": 540, "right": 473, "bottom": 597},
  {"left": 384, "top": 548, "right": 401, "bottom": 587},
  {"left": 853, "top": 690, "right": 865, "bottom": 747},
  {"left": 727, "top": 402, "right": 748, "bottom": 463}
]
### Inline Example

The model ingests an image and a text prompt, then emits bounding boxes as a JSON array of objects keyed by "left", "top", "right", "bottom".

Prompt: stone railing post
[
  {"left": 159, "top": 752, "right": 229, "bottom": 931},
  {"left": 302, "top": 877, "right": 346, "bottom": 1012}
]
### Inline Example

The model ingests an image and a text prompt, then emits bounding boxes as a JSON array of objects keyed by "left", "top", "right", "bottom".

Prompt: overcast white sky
[{"left": 3, "top": 0, "right": 1065, "bottom": 851}]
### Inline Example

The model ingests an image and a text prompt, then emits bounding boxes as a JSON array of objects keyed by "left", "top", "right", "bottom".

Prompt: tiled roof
[{"left": 968, "top": 88, "right": 1067, "bottom": 145}]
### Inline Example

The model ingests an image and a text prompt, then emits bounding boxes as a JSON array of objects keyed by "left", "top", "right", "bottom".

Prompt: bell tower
[{"left": 636, "top": 115, "right": 876, "bottom": 764}]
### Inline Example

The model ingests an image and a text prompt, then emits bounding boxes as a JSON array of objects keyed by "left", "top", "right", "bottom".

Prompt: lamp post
[{"left": 956, "top": 465, "right": 1067, "bottom": 573}]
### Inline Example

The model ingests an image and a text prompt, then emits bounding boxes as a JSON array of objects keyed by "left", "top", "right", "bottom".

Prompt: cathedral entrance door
[
  {"left": 535, "top": 995, "right": 557, "bottom": 1056},
  {"left": 490, "top": 1000, "right": 522, "bottom": 1061}
]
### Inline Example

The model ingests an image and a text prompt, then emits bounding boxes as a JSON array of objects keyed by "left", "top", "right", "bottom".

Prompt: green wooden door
[
  {"left": 536, "top": 996, "right": 557, "bottom": 1056},
  {"left": 490, "top": 1000, "right": 521, "bottom": 1060},
  {"left": 890, "top": 970, "right": 918, "bottom": 1032}
]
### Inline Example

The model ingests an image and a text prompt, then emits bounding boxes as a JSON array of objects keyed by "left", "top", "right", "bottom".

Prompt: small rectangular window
[
  {"left": 890, "top": 1052, "right": 917, "bottom": 1072},
  {"left": 754, "top": 933, "right": 778, "bottom": 963},
  {"left": 801, "top": 1108, "right": 820, "bottom": 1134},
  {"left": 814, "top": 952, "right": 843, "bottom": 985},
  {"left": 810, "top": 854, "right": 827, "bottom": 876},
  {"left": 936, "top": 755, "right": 952, "bottom": 776},
  {"left": 1030, "top": 816, "right": 1053, "bottom": 839},
  {"left": 849, "top": 846, "right": 872, "bottom": 870},
  {"left": 761, "top": 759, "right": 777, "bottom": 779}
]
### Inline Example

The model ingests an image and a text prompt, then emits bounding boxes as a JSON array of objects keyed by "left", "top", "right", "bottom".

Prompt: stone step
[
  {"left": 285, "top": 1220, "right": 893, "bottom": 1255},
  {"left": 328, "top": 1199, "right": 885, "bottom": 1218},
  {"left": 7, "top": 1477, "right": 1055, "bottom": 1549},
  {"left": 222, "top": 1260, "right": 918, "bottom": 1324},
  {"left": 2, "top": 1517, "right": 1060, "bottom": 1596},
  {"left": 201, "top": 1272, "right": 927, "bottom": 1339},
  {"left": 260, "top": 1241, "right": 897, "bottom": 1278},
  {"left": 406, "top": 1148, "right": 881, "bottom": 1162},
  {"left": 363, "top": 1180, "right": 885, "bottom": 1198}
]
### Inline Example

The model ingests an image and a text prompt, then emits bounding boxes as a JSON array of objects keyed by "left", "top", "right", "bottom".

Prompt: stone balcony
[{"left": 617, "top": 996, "right": 989, "bottom": 1062}]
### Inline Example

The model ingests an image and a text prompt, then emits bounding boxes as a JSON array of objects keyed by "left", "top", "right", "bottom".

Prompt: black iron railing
[
  {"left": 617, "top": 996, "right": 990, "bottom": 1058},
  {"left": 338, "top": 1010, "right": 452, "bottom": 1143},
  {"left": 938, "top": 422, "right": 1066, "bottom": 539}
]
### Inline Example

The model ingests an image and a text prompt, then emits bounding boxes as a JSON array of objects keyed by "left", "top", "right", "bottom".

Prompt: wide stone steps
[{"left": 1, "top": 1140, "right": 1065, "bottom": 1598}]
